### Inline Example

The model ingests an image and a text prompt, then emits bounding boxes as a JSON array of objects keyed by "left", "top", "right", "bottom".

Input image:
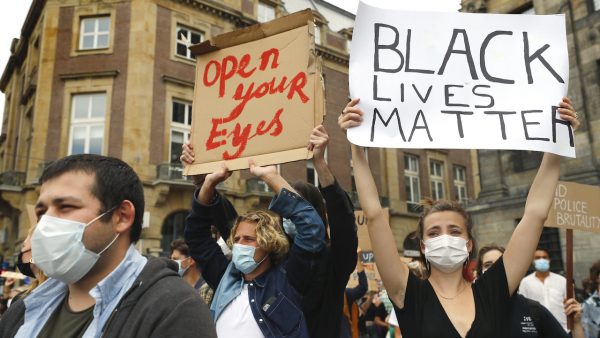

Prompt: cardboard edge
[
  {"left": 190, "top": 9, "right": 314, "bottom": 57},
  {"left": 314, "top": 57, "right": 325, "bottom": 123},
  {"left": 184, "top": 148, "right": 311, "bottom": 175}
]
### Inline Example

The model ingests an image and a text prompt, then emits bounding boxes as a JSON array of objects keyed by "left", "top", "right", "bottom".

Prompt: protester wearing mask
[
  {"left": 10, "top": 228, "right": 47, "bottom": 305},
  {"left": 342, "top": 253, "right": 368, "bottom": 338},
  {"left": 184, "top": 159, "right": 326, "bottom": 337},
  {"left": 170, "top": 239, "right": 214, "bottom": 305},
  {"left": 477, "top": 245, "right": 585, "bottom": 338},
  {"left": 182, "top": 124, "right": 359, "bottom": 338},
  {"left": 582, "top": 260, "right": 600, "bottom": 338},
  {"left": 0, "top": 154, "right": 216, "bottom": 338},
  {"left": 338, "top": 97, "right": 579, "bottom": 338},
  {"left": 519, "top": 249, "right": 569, "bottom": 332}
]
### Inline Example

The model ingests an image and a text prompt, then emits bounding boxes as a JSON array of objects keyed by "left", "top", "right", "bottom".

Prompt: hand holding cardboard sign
[
  {"left": 248, "top": 160, "right": 277, "bottom": 179},
  {"left": 308, "top": 125, "right": 329, "bottom": 161}
]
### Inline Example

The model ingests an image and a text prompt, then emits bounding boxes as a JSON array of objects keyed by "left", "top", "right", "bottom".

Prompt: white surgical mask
[
  {"left": 31, "top": 209, "right": 119, "bottom": 284},
  {"left": 424, "top": 235, "right": 469, "bottom": 273},
  {"left": 176, "top": 258, "right": 190, "bottom": 277}
]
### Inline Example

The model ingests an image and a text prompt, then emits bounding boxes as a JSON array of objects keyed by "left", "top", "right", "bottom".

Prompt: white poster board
[{"left": 348, "top": 2, "right": 574, "bottom": 157}]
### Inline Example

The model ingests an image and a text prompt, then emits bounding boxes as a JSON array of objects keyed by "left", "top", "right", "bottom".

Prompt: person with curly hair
[{"left": 184, "top": 159, "right": 326, "bottom": 337}]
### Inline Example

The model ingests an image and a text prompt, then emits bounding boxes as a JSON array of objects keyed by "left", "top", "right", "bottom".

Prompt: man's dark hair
[
  {"left": 170, "top": 239, "right": 190, "bottom": 257},
  {"left": 535, "top": 247, "right": 550, "bottom": 257},
  {"left": 40, "top": 154, "right": 145, "bottom": 243}
]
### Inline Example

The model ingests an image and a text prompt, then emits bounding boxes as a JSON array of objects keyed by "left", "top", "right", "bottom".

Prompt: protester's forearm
[
  {"left": 504, "top": 152, "right": 561, "bottom": 294},
  {"left": 198, "top": 180, "right": 218, "bottom": 204},
  {"left": 314, "top": 157, "right": 335, "bottom": 187},
  {"left": 261, "top": 172, "right": 295, "bottom": 195},
  {"left": 523, "top": 152, "right": 561, "bottom": 221},
  {"left": 350, "top": 144, "right": 382, "bottom": 216}
]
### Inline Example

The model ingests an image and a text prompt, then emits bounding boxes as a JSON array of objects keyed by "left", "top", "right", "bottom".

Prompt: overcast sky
[
  {"left": 324, "top": 0, "right": 359, "bottom": 14},
  {"left": 0, "top": 1, "right": 33, "bottom": 127}
]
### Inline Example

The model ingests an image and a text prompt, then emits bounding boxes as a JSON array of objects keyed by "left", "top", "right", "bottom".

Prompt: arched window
[{"left": 160, "top": 211, "right": 189, "bottom": 256}]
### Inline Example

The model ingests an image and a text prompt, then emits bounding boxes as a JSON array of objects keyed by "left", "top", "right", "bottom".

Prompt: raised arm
[
  {"left": 310, "top": 125, "right": 335, "bottom": 187},
  {"left": 338, "top": 99, "right": 409, "bottom": 308},
  {"left": 248, "top": 159, "right": 294, "bottom": 195},
  {"left": 503, "top": 97, "right": 579, "bottom": 294},
  {"left": 311, "top": 124, "right": 359, "bottom": 279}
]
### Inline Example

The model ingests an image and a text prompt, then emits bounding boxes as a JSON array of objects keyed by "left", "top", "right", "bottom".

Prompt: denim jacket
[{"left": 185, "top": 188, "right": 326, "bottom": 337}]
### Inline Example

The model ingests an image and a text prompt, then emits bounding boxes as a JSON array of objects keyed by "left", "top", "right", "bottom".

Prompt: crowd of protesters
[{"left": 0, "top": 96, "right": 597, "bottom": 338}]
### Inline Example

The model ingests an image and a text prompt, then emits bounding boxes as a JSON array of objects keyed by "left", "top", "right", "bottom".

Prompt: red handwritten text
[{"left": 202, "top": 47, "right": 309, "bottom": 160}]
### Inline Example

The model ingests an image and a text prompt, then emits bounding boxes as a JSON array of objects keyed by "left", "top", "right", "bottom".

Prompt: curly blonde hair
[{"left": 227, "top": 210, "right": 290, "bottom": 266}]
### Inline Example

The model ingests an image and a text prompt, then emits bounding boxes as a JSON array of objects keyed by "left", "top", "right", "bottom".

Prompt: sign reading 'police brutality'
[
  {"left": 547, "top": 181, "right": 600, "bottom": 233},
  {"left": 348, "top": 2, "right": 575, "bottom": 157},
  {"left": 184, "top": 10, "right": 324, "bottom": 175}
]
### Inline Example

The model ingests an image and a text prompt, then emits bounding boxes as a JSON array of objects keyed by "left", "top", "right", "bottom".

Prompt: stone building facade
[
  {"left": 463, "top": 0, "right": 600, "bottom": 283},
  {"left": 0, "top": 0, "right": 477, "bottom": 263}
]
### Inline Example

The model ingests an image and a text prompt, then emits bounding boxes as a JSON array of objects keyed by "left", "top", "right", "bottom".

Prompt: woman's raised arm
[
  {"left": 503, "top": 97, "right": 579, "bottom": 294},
  {"left": 339, "top": 98, "right": 410, "bottom": 307}
]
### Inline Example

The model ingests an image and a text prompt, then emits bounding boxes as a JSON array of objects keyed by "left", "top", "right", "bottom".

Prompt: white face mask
[
  {"left": 31, "top": 210, "right": 119, "bottom": 284},
  {"left": 424, "top": 235, "right": 469, "bottom": 273}
]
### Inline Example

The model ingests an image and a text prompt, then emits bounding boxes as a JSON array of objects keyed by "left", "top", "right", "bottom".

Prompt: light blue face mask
[
  {"left": 534, "top": 258, "right": 550, "bottom": 272},
  {"left": 282, "top": 218, "right": 297, "bottom": 240},
  {"left": 176, "top": 258, "right": 190, "bottom": 277},
  {"left": 232, "top": 244, "right": 268, "bottom": 274}
]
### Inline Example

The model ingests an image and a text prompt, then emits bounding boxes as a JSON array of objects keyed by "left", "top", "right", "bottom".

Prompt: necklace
[{"left": 431, "top": 280, "right": 470, "bottom": 300}]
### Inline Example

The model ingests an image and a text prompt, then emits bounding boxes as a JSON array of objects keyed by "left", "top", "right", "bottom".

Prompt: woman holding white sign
[{"left": 337, "top": 97, "right": 579, "bottom": 338}]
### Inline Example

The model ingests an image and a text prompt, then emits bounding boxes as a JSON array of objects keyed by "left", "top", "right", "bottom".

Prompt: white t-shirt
[
  {"left": 518, "top": 272, "right": 567, "bottom": 332},
  {"left": 216, "top": 284, "right": 265, "bottom": 338},
  {"left": 387, "top": 307, "right": 398, "bottom": 327}
]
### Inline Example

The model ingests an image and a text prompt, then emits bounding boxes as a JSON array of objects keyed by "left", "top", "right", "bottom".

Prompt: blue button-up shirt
[
  {"left": 16, "top": 245, "right": 147, "bottom": 338},
  {"left": 582, "top": 290, "right": 600, "bottom": 338}
]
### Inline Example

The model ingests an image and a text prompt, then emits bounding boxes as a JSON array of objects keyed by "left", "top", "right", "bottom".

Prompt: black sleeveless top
[{"left": 394, "top": 257, "right": 511, "bottom": 338}]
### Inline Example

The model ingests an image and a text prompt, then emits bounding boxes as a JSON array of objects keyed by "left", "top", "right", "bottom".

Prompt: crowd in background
[{"left": 0, "top": 97, "right": 597, "bottom": 338}]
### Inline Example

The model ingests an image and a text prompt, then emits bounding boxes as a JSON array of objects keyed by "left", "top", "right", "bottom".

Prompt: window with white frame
[
  {"left": 170, "top": 100, "right": 192, "bottom": 163},
  {"left": 176, "top": 25, "right": 203, "bottom": 59},
  {"left": 404, "top": 154, "right": 421, "bottom": 207},
  {"left": 79, "top": 16, "right": 110, "bottom": 50},
  {"left": 594, "top": 0, "right": 600, "bottom": 11},
  {"left": 257, "top": 2, "right": 276, "bottom": 23},
  {"left": 453, "top": 165, "right": 468, "bottom": 203},
  {"left": 69, "top": 93, "right": 106, "bottom": 155},
  {"left": 314, "top": 24, "right": 322, "bottom": 45},
  {"left": 429, "top": 160, "right": 445, "bottom": 200}
]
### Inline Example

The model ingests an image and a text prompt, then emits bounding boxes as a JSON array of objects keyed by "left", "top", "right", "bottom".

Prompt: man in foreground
[{"left": 0, "top": 154, "right": 216, "bottom": 338}]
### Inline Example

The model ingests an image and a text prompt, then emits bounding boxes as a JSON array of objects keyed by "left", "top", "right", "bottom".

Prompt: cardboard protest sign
[
  {"left": 355, "top": 208, "right": 389, "bottom": 251},
  {"left": 547, "top": 181, "right": 600, "bottom": 233},
  {"left": 348, "top": 2, "right": 574, "bottom": 157},
  {"left": 347, "top": 251, "right": 381, "bottom": 291},
  {"left": 184, "top": 10, "right": 324, "bottom": 175}
]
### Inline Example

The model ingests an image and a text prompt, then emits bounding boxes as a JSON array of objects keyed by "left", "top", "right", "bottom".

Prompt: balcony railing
[
  {"left": 348, "top": 191, "right": 389, "bottom": 208},
  {"left": 156, "top": 163, "right": 191, "bottom": 183},
  {"left": 0, "top": 171, "right": 26, "bottom": 187},
  {"left": 245, "top": 177, "right": 272, "bottom": 195}
]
